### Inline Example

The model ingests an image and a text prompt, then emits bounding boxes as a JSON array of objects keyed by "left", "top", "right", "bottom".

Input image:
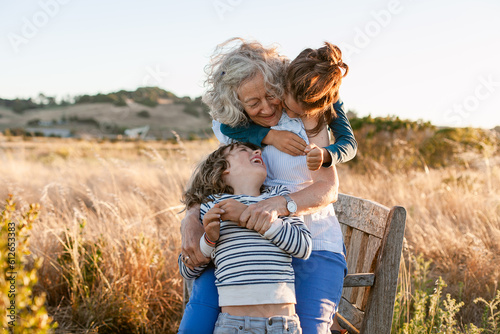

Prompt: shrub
[
  {"left": 0, "top": 195, "right": 57, "bottom": 333},
  {"left": 420, "top": 127, "right": 498, "bottom": 168},
  {"left": 393, "top": 254, "right": 499, "bottom": 333},
  {"left": 137, "top": 110, "right": 151, "bottom": 118},
  {"left": 183, "top": 104, "right": 199, "bottom": 117}
]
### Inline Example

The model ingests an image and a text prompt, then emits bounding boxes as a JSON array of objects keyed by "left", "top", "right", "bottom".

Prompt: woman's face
[{"left": 237, "top": 72, "right": 282, "bottom": 127}]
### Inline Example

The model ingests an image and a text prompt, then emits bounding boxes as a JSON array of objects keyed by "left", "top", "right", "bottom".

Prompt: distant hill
[
  {"left": 0, "top": 87, "right": 213, "bottom": 139},
  {"left": 1, "top": 88, "right": 499, "bottom": 168}
]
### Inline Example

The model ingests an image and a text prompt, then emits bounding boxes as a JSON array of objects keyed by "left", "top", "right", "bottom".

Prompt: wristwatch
[{"left": 283, "top": 194, "right": 297, "bottom": 215}]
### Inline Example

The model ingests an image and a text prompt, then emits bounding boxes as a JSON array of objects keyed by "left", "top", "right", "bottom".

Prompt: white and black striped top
[{"left": 178, "top": 185, "right": 312, "bottom": 306}]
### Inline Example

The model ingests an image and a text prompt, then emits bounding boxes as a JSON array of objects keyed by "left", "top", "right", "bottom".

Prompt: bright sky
[{"left": 1, "top": 0, "right": 499, "bottom": 128}]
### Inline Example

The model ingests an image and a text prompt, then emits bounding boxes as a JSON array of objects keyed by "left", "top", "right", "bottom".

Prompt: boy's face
[{"left": 223, "top": 144, "right": 267, "bottom": 182}]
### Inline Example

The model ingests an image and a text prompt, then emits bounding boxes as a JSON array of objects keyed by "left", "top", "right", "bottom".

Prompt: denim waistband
[{"left": 215, "top": 312, "right": 300, "bottom": 331}]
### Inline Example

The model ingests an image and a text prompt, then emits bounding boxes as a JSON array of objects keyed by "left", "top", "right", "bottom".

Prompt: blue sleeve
[
  {"left": 324, "top": 99, "right": 358, "bottom": 166},
  {"left": 220, "top": 122, "right": 270, "bottom": 147}
]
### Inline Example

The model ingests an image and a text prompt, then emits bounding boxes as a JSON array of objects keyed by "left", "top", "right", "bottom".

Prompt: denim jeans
[
  {"left": 177, "top": 251, "right": 347, "bottom": 334},
  {"left": 213, "top": 313, "right": 301, "bottom": 334},
  {"left": 178, "top": 263, "right": 220, "bottom": 334},
  {"left": 292, "top": 250, "right": 347, "bottom": 333}
]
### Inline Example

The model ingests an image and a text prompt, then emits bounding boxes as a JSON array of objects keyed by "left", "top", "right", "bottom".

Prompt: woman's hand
[
  {"left": 202, "top": 204, "right": 223, "bottom": 242},
  {"left": 304, "top": 143, "right": 331, "bottom": 171},
  {"left": 263, "top": 130, "right": 307, "bottom": 156},
  {"left": 218, "top": 198, "right": 247, "bottom": 222},
  {"left": 239, "top": 196, "right": 287, "bottom": 234},
  {"left": 181, "top": 204, "right": 210, "bottom": 269}
]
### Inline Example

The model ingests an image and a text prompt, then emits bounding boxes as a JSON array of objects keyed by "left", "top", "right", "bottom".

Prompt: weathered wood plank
[
  {"left": 362, "top": 235, "right": 382, "bottom": 273},
  {"left": 343, "top": 225, "right": 353, "bottom": 259},
  {"left": 343, "top": 273, "right": 375, "bottom": 287},
  {"left": 360, "top": 206, "right": 406, "bottom": 334},
  {"left": 339, "top": 296, "right": 364, "bottom": 330},
  {"left": 334, "top": 194, "right": 389, "bottom": 238},
  {"left": 337, "top": 313, "right": 360, "bottom": 334},
  {"left": 345, "top": 229, "right": 364, "bottom": 302},
  {"left": 346, "top": 229, "right": 364, "bottom": 274},
  {"left": 349, "top": 232, "right": 369, "bottom": 306},
  {"left": 358, "top": 235, "right": 382, "bottom": 310},
  {"left": 340, "top": 223, "right": 348, "bottom": 245}
]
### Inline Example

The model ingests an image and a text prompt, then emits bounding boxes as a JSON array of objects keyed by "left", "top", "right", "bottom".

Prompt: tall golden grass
[{"left": 1, "top": 136, "right": 498, "bottom": 332}]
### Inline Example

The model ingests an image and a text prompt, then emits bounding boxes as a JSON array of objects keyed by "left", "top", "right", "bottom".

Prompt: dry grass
[
  {"left": 0, "top": 137, "right": 218, "bottom": 333},
  {"left": 0, "top": 136, "right": 498, "bottom": 331},
  {"left": 337, "top": 160, "right": 500, "bottom": 325}
]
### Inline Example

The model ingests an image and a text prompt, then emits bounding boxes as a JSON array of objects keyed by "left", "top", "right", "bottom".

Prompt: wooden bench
[
  {"left": 334, "top": 193, "right": 406, "bottom": 334},
  {"left": 182, "top": 193, "right": 406, "bottom": 334}
]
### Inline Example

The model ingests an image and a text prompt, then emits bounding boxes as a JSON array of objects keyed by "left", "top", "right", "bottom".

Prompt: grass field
[{"left": 1, "top": 135, "right": 499, "bottom": 333}]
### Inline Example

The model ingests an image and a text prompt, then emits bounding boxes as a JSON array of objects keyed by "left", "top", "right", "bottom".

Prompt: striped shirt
[
  {"left": 213, "top": 112, "right": 344, "bottom": 253},
  {"left": 178, "top": 185, "right": 312, "bottom": 306}
]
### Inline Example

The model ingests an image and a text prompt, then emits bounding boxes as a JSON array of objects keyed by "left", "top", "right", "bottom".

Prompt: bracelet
[{"left": 204, "top": 232, "right": 217, "bottom": 245}]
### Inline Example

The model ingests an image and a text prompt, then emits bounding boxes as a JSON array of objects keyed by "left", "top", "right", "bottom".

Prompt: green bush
[
  {"left": 420, "top": 127, "right": 498, "bottom": 168},
  {"left": 393, "top": 254, "right": 499, "bottom": 333},
  {"left": 183, "top": 104, "right": 200, "bottom": 117},
  {"left": 0, "top": 195, "right": 57, "bottom": 333},
  {"left": 137, "top": 110, "right": 151, "bottom": 118}
]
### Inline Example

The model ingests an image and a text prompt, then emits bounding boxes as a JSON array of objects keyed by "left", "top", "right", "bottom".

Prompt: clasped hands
[{"left": 205, "top": 198, "right": 280, "bottom": 237}]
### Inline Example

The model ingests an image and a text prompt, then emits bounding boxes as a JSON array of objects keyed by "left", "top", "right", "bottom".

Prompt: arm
[
  {"left": 281, "top": 164, "right": 339, "bottom": 216},
  {"left": 220, "top": 122, "right": 270, "bottom": 147},
  {"left": 220, "top": 122, "right": 307, "bottom": 156},
  {"left": 323, "top": 99, "right": 358, "bottom": 166},
  {"left": 240, "top": 164, "right": 339, "bottom": 225},
  {"left": 180, "top": 204, "right": 211, "bottom": 268},
  {"left": 178, "top": 254, "right": 208, "bottom": 280},
  {"left": 263, "top": 216, "right": 312, "bottom": 260}
]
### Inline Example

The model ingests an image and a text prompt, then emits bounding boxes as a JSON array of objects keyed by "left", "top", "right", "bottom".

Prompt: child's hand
[
  {"left": 304, "top": 144, "right": 326, "bottom": 171},
  {"left": 263, "top": 130, "right": 307, "bottom": 156},
  {"left": 203, "top": 204, "right": 224, "bottom": 242},
  {"left": 218, "top": 198, "right": 247, "bottom": 222}
]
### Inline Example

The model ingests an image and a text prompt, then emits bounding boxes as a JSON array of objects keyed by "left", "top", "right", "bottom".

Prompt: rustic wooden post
[{"left": 359, "top": 206, "right": 406, "bottom": 333}]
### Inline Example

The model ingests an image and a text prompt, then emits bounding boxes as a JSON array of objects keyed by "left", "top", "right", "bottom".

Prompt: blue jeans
[
  {"left": 177, "top": 251, "right": 347, "bottom": 334},
  {"left": 292, "top": 251, "right": 347, "bottom": 333},
  {"left": 213, "top": 313, "right": 301, "bottom": 334}
]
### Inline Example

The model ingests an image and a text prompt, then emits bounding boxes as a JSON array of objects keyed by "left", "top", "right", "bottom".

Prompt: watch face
[{"left": 287, "top": 201, "right": 297, "bottom": 213}]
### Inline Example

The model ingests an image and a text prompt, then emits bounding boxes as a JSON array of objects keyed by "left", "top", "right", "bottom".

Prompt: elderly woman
[{"left": 179, "top": 39, "right": 356, "bottom": 334}]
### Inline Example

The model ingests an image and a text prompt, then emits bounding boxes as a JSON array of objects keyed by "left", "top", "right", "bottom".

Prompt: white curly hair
[{"left": 203, "top": 38, "right": 289, "bottom": 127}]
